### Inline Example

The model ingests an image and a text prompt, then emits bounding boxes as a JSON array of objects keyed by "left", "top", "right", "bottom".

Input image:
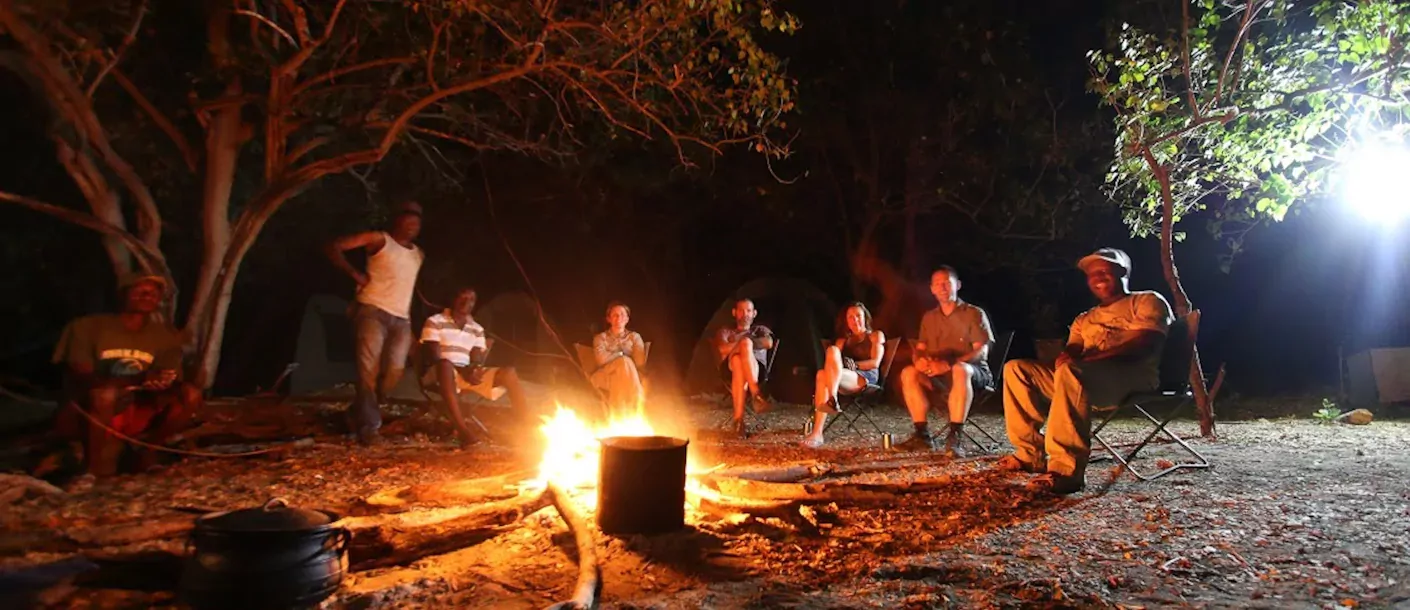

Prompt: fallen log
[
  {"left": 363, "top": 469, "right": 535, "bottom": 509},
  {"left": 702, "top": 475, "right": 957, "bottom": 504},
  {"left": 544, "top": 482, "right": 600, "bottom": 610},
  {"left": 709, "top": 455, "right": 943, "bottom": 485},
  {"left": 65, "top": 516, "right": 195, "bottom": 548},
  {"left": 341, "top": 489, "right": 550, "bottom": 571}
]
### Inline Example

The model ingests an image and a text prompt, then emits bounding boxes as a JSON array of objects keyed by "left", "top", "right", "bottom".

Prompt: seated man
[
  {"left": 1000, "top": 248, "right": 1173, "bottom": 495},
  {"left": 713, "top": 298, "right": 774, "bottom": 438},
  {"left": 420, "top": 287, "right": 529, "bottom": 445},
  {"left": 896, "top": 266, "right": 995, "bottom": 455},
  {"left": 50, "top": 273, "right": 201, "bottom": 476}
]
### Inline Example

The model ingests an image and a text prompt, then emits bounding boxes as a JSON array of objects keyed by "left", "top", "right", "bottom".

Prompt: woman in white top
[{"left": 590, "top": 302, "right": 647, "bottom": 410}]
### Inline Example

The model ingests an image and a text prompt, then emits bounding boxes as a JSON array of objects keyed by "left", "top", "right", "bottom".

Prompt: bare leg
[
  {"left": 497, "top": 367, "right": 530, "bottom": 412},
  {"left": 947, "top": 363, "right": 975, "bottom": 424},
  {"left": 821, "top": 346, "right": 843, "bottom": 406},
  {"left": 898, "top": 366, "right": 934, "bottom": 425},
  {"left": 728, "top": 351, "right": 749, "bottom": 421},
  {"left": 435, "top": 360, "right": 477, "bottom": 443},
  {"left": 86, "top": 385, "right": 122, "bottom": 476}
]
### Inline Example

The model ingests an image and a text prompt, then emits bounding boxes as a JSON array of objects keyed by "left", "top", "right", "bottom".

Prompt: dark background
[{"left": 2, "top": 0, "right": 1407, "bottom": 404}]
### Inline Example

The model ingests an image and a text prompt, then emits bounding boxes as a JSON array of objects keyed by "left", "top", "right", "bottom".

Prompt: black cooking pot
[{"left": 180, "top": 498, "right": 348, "bottom": 610}]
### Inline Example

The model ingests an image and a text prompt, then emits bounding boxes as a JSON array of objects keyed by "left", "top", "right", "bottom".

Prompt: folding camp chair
[
  {"left": 1089, "top": 314, "right": 1211, "bottom": 480},
  {"left": 414, "top": 338, "right": 498, "bottom": 438},
  {"left": 821, "top": 337, "right": 902, "bottom": 438},
  {"left": 957, "top": 330, "right": 1015, "bottom": 454}
]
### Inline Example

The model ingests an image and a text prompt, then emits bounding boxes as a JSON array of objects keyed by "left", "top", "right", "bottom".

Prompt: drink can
[
  {"left": 804, "top": 420, "right": 814, "bottom": 434},
  {"left": 882, "top": 433, "right": 893, "bottom": 450}
]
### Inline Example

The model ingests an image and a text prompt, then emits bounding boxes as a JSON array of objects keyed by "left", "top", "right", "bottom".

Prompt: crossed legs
[{"left": 803, "top": 345, "right": 866, "bottom": 445}]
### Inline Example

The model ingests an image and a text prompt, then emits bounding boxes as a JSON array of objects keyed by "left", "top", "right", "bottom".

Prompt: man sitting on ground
[
  {"left": 420, "top": 287, "right": 529, "bottom": 445},
  {"left": 49, "top": 273, "right": 201, "bottom": 476},
  {"left": 713, "top": 298, "right": 774, "bottom": 438},
  {"left": 895, "top": 266, "right": 995, "bottom": 455},
  {"left": 1000, "top": 248, "right": 1173, "bottom": 494}
]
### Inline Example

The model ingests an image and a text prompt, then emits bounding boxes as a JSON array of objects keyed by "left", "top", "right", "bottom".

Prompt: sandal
[
  {"left": 1027, "top": 473, "right": 1085, "bottom": 495},
  {"left": 816, "top": 396, "right": 839, "bottom": 414},
  {"left": 800, "top": 435, "right": 825, "bottom": 449}
]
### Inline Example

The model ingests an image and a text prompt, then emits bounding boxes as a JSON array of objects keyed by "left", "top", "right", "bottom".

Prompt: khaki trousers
[
  {"left": 591, "top": 357, "right": 644, "bottom": 409},
  {"left": 1002, "top": 359, "right": 1156, "bottom": 478}
]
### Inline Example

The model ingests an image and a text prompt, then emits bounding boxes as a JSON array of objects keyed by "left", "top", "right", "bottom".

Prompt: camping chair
[
  {"left": 821, "top": 337, "right": 902, "bottom": 438},
  {"left": 414, "top": 338, "right": 499, "bottom": 438},
  {"left": 1089, "top": 314, "right": 1211, "bottom": 480},
  {"left": 956, "top": 330, "right": 1015, "bottom": 454},
  {"left": 573, "top": 341, "right": 653, "bottom": 399}
]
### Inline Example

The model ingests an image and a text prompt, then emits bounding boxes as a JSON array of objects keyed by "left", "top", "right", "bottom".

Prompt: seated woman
[
  {"left": 801, "top": 302, "right": 885, "bottom": 448},
  {"left": 590, "top": 302, "right": 648, "bottom": 410}
]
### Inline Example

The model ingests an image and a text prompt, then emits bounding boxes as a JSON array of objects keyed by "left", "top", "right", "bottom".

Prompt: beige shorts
[{"left": 422, "top": 366, "right": 508, "bottom": 401}]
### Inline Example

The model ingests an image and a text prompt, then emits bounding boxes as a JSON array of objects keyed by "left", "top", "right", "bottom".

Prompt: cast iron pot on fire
[{"left": 180, "top": 498, "right": 348, "bottom": 610}]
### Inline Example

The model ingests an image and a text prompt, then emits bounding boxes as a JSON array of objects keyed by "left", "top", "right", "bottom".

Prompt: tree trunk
[
  {"left": 181, "top": 79, "right": 243, "bottom": 367},
  {"left": 1142, "top": 148, "right": 1217, "bottom": 438}
]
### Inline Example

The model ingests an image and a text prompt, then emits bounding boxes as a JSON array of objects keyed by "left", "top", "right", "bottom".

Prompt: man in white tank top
[{"left": 326, "top": 202, "right": 426, "bottom": 445}]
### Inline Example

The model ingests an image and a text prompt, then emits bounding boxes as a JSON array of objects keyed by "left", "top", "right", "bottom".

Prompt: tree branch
[
  {"left": 233, "top": 9, "right": 298, "bottom": 48},
  {"left": 85, "top": 0, "right": 147, "bottom": 98},
  {"left": 0, "top": 190, "right": 166, "bottom": 275},
  {"left": 112, "top": 69, "right": 197, "bottom": 172}
]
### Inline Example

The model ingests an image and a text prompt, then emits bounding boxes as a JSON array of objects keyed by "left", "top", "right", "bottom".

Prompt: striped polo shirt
[{"left": 419, "top": 310, "right": 487, "bottom": 367}]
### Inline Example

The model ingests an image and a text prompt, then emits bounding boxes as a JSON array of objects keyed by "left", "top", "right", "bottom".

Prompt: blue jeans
[{"left": 350, "top": 303, "right": 413, "bottom": 437}]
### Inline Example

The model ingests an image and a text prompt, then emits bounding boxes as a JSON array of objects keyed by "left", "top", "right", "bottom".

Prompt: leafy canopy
[{"left": 1089, "top": 0, "right": 1410, "bottom": 258}]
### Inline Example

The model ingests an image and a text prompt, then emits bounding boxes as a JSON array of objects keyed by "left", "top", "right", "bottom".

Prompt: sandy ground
[{"left": 2, "top": 395, "right": 1409, "bottom": 609}]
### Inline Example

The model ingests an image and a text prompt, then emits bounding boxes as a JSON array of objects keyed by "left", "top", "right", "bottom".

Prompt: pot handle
[
  {"left": 330, "top": 527, "right": 352, "bottom": 553},
  {"left": 262, "top": 497, "right": 290, "bottom": 511}
]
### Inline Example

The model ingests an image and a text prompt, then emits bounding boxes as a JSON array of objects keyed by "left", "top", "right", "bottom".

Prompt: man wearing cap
[
  {"left": 327, "top": 201, "right": 425, "bottom": 445},
  {"left": 50, "top": 273, "right": 200, "bottom": 476},
  {"left": 999, "top": 248, "right": 1174, "bottom": 494}
]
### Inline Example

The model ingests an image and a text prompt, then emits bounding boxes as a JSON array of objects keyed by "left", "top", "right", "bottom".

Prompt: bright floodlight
[{"left": 1342, "top": 135, "right": 1410, "bottom": 222}]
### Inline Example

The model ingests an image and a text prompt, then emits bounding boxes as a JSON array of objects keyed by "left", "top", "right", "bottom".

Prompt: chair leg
[{"left": 1093, "top": 398, "right": 1211, "bottom": 481}]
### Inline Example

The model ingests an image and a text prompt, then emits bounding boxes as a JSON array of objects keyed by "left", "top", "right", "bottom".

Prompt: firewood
[
  {"left": 543, "top": 482, "right": 600, "bottom": 610},
  {"left": 701, "top": 475, "right": 957, "bottom": 504},
  {"left": 341, "top": 490, "right": 550, "bottom": 572},
  {"left": 363, "top": 469, "right": 535, "bottom": 509}
]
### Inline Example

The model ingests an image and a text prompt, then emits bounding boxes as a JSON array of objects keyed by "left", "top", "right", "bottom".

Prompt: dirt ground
[{"left": 2, "top": 395, "right": 1409, "bottom": 609}]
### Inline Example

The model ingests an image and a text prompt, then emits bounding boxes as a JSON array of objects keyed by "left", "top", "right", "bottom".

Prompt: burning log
[
  {"left": 543, "top": 482, "right": 600, "bottom": 610},
  {"left": 340, "top": 489, "right": 550, "bottom": 571},
  {"left": 363, "top": 469, "right": 535, "bottom": 509}
]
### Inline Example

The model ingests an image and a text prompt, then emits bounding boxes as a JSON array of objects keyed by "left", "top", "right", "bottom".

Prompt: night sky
[{"left": 1, "top": 0, "right": 1406, "bottom": 403}]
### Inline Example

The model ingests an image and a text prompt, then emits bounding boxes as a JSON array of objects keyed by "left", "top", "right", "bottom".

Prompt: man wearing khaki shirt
[
  {"left": 895, "top": 266, "right": 995, "bottom": 454},
  {"left": 1000, "top": 248, "right": 1174, "bottom": 494}
]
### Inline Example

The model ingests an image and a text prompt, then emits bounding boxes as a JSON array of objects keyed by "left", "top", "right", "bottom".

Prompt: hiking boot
[
  {"left": 356, "top": 430, "right": 383, "bottom": 447},
  {"left": 733, "top": 418, "right": 749, "bottom": 439},
  {"left": 893, "top": 432, "right": 935, "bottom": 452},
  {"left": 995, "top": 454, "right": 1042, "bottom": 473},
  {"left": 751, "top": 394, "right": 772, "bottom": 415},
  {"left": 1028, "top": 472, "right": 1085, "bottom": 495},
  {"left": 940, "top": 429, "right": 967, "bottom": 459}
]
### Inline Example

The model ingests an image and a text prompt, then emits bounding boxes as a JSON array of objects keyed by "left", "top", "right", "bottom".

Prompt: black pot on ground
[{"left": 180, "top": 498, "right": 348, "bottom": 610}]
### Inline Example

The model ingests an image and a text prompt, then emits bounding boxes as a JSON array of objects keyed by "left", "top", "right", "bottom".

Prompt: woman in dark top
[{"left": 802, "top": 302, "right": 886, "bottom": 448}]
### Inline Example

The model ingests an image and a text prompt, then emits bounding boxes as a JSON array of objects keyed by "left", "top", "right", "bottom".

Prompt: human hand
[
  {"left": 929, "top": 360, "right": 952, "bottom": 377},
  {"left": 1055, "top": 352, "right": 1074, "bottom": 369},
  {"left": 352, "top": 271, "right": 370, "bottom": 288},
  {"left": 142, "top": 370, "right": 177, "bottom": 391}
]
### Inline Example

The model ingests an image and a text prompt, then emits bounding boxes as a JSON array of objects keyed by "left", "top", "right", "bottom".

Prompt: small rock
[{"left": 1336, "top": 409, "right": 1374, "bottom": 425}]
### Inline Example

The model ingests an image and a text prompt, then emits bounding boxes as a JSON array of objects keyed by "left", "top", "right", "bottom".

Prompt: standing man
[
  {"left": 713, "top": 298, "right": 774, "bottom": 438},
  {"left": 895, "top": 266, "right": 995, "bottom": 455},
  {"left": 1000, "top": 248, "right": 1173, "bottom": 494},
  {"left": 327, "top": 201, "right": 425, "bottom": 445},
  {"left": 51, "top": 273, "right": 201, "bottom": 476}
]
